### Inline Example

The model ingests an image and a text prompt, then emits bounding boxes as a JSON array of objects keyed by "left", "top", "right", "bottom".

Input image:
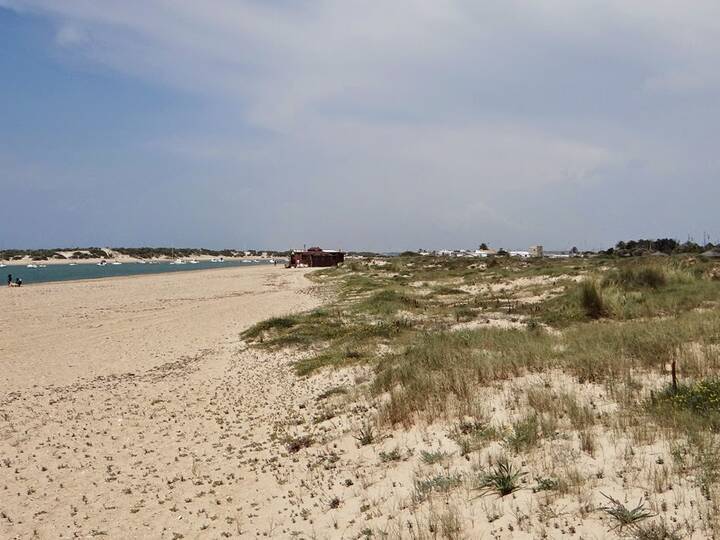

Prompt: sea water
[{"left": 2, "top": 260, "right": 276, "bottom": 285}]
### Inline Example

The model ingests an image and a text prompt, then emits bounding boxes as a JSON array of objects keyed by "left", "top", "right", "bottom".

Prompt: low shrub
[
  {"left": 603, "top": 266, "right": 667, "bottom": 289},
  {"left": 580, "top": 280, "right": 605, "bottom": 319}
]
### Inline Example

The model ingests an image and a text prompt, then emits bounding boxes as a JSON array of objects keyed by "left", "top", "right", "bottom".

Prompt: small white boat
[
  {"left": 97, "top": 260, "right": 107, "bottom": 267},
  {"left": 210, "top": 257, "right": 225, "bottom": 263},
  {"left": 111, "top": 261, "right": 122, "bottom": 265},
  {"left": 27, "top": 264, "right": 38, "bottom": 268},
  {"left": 268, "top": 259, "right": 275, "bottom": 264},
  {"left": 170, "top": 259, "right": 186, "bottom": 265},
  {"left": 69, "top": 263, "right": 77, "bottom": 266},
  {"left": 0, "top": 263, "right": 6, "bottom": 268},
  {"left": 188, "top": 259, "right": 199, "bottom": 264}
]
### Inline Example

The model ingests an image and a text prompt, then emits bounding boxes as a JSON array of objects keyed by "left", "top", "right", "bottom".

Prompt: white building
[{"left": 530, "top": 245, "right": 544, "bottom": 257}]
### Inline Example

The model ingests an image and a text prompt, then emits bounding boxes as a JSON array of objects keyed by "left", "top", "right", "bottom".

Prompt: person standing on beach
[{"left": 7, "top": 273, "right": 11, "bottom": 286}]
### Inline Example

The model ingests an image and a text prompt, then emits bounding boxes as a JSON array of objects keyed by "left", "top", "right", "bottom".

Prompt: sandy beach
[
  {"left": 0, "top": 266, "right": 330, "bottom": 538},
  {"left": 0, "top": 266, "right": 313, "bottom": 389}
]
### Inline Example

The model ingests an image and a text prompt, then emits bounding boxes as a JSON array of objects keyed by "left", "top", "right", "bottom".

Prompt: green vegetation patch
[
  {"left": 602, "top": 265, "right": 667, "bottom": 289},
  {"left": 241, "top": 309, "right": 348, "bottom": 347},
  {"left": 241, "top": 316, "right": 299, "bottom": 340},
  {"left": 355, "top": 289, "right": 421, "bottom": 315},
  {"left": 651, "top": 379, "right": 720, "bottom": 431},
  {"left": 536, "top": 261, "right": 720, "bottom": 326}
]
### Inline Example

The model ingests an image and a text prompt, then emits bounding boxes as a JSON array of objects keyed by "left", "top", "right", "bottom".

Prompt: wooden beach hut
[{"left": 288, "top": 247, "right": 344, "bottom": 268}]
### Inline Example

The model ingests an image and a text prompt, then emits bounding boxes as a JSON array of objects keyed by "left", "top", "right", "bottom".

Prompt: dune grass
[
  {"left": 535, "top": 259, "right": 720, "bottom": 326},
  {"left": 373, "top": 307, "right": 720, "bottom": 423},
  {"left": 354, "top": 289, "right": 422, "bottom": 315},
  {"left": 241, "top": 315, "right": 299, "bottom": 340},
  {"left": 245, "top": 255, "right": 720, "bottom": 418},
  {"left": 242, "top": 254, "right": 720, "bottom": 536},
  {"left": 7, "top": 252, "right": 720, "bottom": 538}
]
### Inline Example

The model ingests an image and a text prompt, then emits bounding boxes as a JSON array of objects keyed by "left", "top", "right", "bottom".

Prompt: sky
[{"left": 1, "top": 1, "right": 719, "bottom": 252}]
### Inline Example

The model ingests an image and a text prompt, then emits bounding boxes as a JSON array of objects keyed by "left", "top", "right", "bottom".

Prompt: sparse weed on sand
[
  {"left": 476, "top": 458, "right": 526, "bottom": 497},
  {"left": 354, "top": 421, "right": 377, "bottom": 446},
  {"left": 420, "top": 449, "right": 451, "bottom": 465},
  {"left": 599, "top": 492, "right": 654, "bottom": 532},
  {"left": 413, "top": 472, "right": 464, "bottom": 503}
]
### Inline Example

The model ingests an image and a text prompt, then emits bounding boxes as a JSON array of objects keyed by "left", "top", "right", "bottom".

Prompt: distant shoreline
[
  {"left": 0, "top": 255, "right": 280, "bottom": 267},
  {"left": 1, "top": 258, "right": 290, "bottom": 287},
  {"left": 3, "top": 260, "right": 293, "bottom": 288}
]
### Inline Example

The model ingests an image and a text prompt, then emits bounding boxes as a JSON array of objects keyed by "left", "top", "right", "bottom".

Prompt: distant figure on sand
[
  {"left": 16, "top": 277, "right": 22, "bottom": 287},
  {"left": 7, "top": 274, "right": 11, "bottom": 287}
]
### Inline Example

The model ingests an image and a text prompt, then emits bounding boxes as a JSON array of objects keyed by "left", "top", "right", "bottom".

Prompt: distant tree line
[
  {"left": 113, "top": 247, "right": 241, "bottom": 259},
  {"left": 604, "top": 238, "right": 717, "bottom": 256}
]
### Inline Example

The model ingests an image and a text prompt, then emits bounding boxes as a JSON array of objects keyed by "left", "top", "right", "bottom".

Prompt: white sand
[{"left": 0, "top": 266, "right": 323, "bottom": 537}]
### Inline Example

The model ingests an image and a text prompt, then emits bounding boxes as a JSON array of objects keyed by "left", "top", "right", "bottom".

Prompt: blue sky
[{"left": 1, "top": 1, "right": 719, "bottom": 251}]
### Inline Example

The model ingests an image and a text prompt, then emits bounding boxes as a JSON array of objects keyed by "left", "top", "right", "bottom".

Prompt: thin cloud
[{"left": 55, "top": 24, "right": 87, "bottom": 47}]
